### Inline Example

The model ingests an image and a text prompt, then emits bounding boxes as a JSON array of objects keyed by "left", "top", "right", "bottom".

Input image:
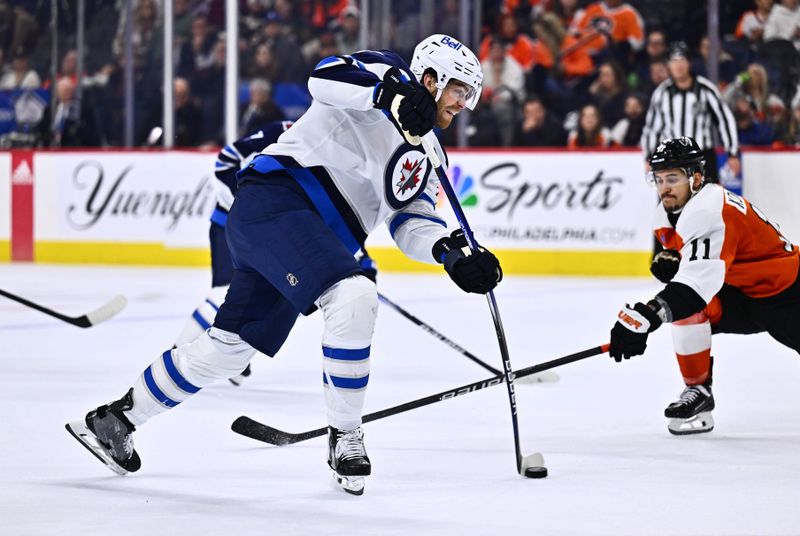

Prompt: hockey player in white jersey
[{"left": 66, "top": 35, "right": 500, "bottom": 495}]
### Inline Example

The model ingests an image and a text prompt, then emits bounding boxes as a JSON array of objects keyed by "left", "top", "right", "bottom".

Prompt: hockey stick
[
  {"left": 231, "top": 343, "right": 609, "bottom": 446},
  {"left": 418, "top": 132, "right": 545, "bottom": 478},
  {"left": 378, "top": 292, "right": 555, "bottom": 383},
  {"left": 0, "top": 288, "right": 127, "bottom": 328},
  {"left": 377, "top": 292, "right": 501, "bottom": 375}
]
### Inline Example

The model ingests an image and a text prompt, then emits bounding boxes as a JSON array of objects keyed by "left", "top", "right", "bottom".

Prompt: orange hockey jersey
[{"left": 654, "top": 184, "right": 799, "bottom": 302}]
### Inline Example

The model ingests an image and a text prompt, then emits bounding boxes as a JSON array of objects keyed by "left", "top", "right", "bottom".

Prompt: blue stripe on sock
[
  {"left": 322, "top": 372, "right": 370, "bottom": 389},
  {"left": 192, "top": 310, "right": 211, "bottom": 330},
  {"left": 322, "top": 346, "right": 371, "bottom": 361},
  {"left": 161, "top": 350, "right": 201, "bottom": 394},
  {"left": 204, "top": 299, "right": 220, "bottom": 312},
  {"left": 144, "top": 367, "right": 179, "bottom": 407}
]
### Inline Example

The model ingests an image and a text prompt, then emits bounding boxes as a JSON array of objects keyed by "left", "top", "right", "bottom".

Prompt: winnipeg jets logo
[
  {"left": 384, "top": 144, "right": 431, "bottom": 209},
  {"left": 396, "top": 158, "right": 424, "bottom": 195},
  {"left": 286, "top": 273, "right": 298, "bottom": 286}
]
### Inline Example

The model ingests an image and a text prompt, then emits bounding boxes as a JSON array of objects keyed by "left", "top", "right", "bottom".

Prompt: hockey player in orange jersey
[{"left": 609, "top": 136, "right": 800, "bottom": 435}]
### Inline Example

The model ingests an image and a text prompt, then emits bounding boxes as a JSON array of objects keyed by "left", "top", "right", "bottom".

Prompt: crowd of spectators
[{"left": 1, "top": 0, "right": 800, "bottom": 151}]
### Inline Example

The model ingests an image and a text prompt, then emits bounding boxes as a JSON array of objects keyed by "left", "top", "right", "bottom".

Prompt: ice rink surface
[{"left": 1, "top": 263, "right": 799, "bottom": 536}]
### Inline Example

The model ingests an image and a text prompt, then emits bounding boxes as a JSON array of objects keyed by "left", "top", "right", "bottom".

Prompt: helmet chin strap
[{"left": 686, "top": 168, "right": 703, "bottom": 195}]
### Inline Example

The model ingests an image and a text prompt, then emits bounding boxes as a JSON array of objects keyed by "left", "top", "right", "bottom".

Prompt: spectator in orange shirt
[
  {"left": 479, "top": 14, "right": 553, "bottom": 71},
  {"left": 570, "top": 0, "right": 645, "bottom": 63},
  {"left": 559, "top": 32, "right": 596, "bottom": 79},
  {"left": 567, "top": 104, "right": 611, "bottom": 147}
]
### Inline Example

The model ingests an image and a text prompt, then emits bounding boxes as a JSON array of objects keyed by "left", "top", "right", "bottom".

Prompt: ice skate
[
  {"left": 665, "top": 382, "right": 715, "bottom": 436},
  {"left": 65, "top": 388, "right": 141, "bottom": 475},
  {"left": 327, "top": 426, "right": 371, "bottom": 496},
  {"left": 229, "top": 363, "right": 252, "bottom": 386}
]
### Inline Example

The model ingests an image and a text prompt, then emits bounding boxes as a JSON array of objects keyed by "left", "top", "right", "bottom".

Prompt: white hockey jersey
[{"left": 246, "top": 50, "right": 451, "bottom": 263}]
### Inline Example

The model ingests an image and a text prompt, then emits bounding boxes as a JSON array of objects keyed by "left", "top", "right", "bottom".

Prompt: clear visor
[
  {"left": 442, "top": 80, "right": 482, "bottom": 110},
  {"left": 646, "top": 168, "right": 691, "bottom": 188}
]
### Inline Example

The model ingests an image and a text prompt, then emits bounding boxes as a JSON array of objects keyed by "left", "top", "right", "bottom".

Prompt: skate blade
[
  {"left": 65, "top": 421, "right": 129, "bottom": 476},
  {"left": 668, "top": 412, "right": 714, "bottom": 436},
  {"left": 331, "top": 470, "right": 365, "bottom": 496}
]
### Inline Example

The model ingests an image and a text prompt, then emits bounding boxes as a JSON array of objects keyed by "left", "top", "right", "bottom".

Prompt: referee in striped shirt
[{"left": 641, "top": 42, "right": 741, "bottom": 182}]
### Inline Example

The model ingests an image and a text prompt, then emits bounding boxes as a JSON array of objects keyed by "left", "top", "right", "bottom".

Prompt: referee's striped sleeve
[{"left": 699, "top": 78, "right": 739, "bottom": 156}]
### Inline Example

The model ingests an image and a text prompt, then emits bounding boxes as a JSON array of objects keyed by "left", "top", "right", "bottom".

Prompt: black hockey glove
[
  {"left": 373, "top": 67, "right": 436, "bottom": 137},
  {"left": 650, "top": 249, "right": 681, "bottom": 283},
  {"left": 433, "top": 230, "right": 503, "bottom": 295},
  {"left": 357, "top": 251, "right": 377, "bottom": 283},
  {"left": 609, "top": 301, "right": 663, "bottom": 362}
]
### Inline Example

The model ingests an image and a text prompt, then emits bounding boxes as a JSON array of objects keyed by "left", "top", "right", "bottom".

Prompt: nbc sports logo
[{"left": 437, "top": 165, "right": 477, "bottom": 208}]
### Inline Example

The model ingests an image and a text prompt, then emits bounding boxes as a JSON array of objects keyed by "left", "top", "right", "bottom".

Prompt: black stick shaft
[
  {"left": 0, "top": 288, "right": 88, "bottom": 326},
  {"left": 377, "top": 293, "right": 502, "bottom": 375},
  {"left": 231, "top": 344, "right": 609, "bottom": 445},
  {"left": 422, "top": 134, "right": 526, "bottom": 474}
]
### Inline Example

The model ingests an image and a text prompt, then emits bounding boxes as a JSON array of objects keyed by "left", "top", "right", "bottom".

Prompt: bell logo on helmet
[{"left": 440, "top": 35, "right": 463, "bottom": 51}]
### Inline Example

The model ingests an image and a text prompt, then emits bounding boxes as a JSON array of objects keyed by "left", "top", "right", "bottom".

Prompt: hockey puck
[{"left": 523, "top": 466, "right": 548, "bottom": 479}]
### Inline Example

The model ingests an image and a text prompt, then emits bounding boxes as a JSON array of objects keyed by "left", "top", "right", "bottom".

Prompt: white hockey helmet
[{"left": 410, "top": 34, "right": 483, "bottom": 110}]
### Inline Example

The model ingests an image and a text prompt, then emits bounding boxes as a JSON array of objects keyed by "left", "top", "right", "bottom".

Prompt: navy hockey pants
[{"left": 212, "top": 175, "right": 361, "bottom": 356}]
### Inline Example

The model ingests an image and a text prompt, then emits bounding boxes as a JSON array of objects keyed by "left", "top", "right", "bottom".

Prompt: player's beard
[
  {"left": 437, "top": 107, "right": 459, "bottom": 129},
  {"left": 661, "top": 194, "right": 685, "bottom": 213}
]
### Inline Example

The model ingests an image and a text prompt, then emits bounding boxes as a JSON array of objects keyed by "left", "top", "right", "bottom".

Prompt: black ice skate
[
  {"left": 664, "top": 382, "right": 715, "bottom": 436},
  {"left": 327, "top": 426, "right": 371, "bottom": 496},
  {"left": 65, "top": 388, "right": 141, "bottom": 475}
]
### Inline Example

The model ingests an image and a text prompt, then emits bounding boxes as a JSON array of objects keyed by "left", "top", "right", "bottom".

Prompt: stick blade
[
  {"left": 520, "top": 452, "right": 547, "bottom": 478},
  {"left": 83, "top": 295, "right": 127, "bottom": 327},
  {"left": 231, "top": 416, "right": 293, "bottom": 446}
]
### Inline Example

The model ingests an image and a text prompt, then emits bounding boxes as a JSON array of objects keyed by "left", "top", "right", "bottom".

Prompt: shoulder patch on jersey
[
  {"left": 723, "top": 190, "right": 747, "bottom": 215},
  {"left": 384, "top": 144, "right": 432, "bottom": 210}
]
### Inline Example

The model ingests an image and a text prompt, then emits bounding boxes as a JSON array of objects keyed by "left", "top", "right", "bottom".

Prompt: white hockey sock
[
  {"left": 174, "top": 286, "right": 228, "bottom": 346},
  {"left": 318, "top": 275, "right": 377, "bottom": 431},
  {"left": 322, "top": 347, "right": 371, "bottom": 431},
  {"left": 672, "top": 311, "right": 713, "bottom": 385},
  {"left": 125, "top": 327, "right": 255, "bottom": 426}
]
